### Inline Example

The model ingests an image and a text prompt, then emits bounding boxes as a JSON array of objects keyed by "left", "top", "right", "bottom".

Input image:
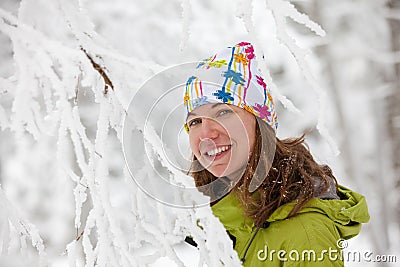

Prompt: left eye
[{"left": 218, "top": 109, "right": 232, "bottom": 116}]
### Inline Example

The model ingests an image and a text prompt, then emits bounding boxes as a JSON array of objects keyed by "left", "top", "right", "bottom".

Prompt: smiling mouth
[{"left": 204, "top": 145, "right": 232, "bottom": 158}]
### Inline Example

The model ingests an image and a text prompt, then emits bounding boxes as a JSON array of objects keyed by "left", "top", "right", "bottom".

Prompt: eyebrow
[{"left": 186, "top": 103, "right": 223, "bottom": 119}]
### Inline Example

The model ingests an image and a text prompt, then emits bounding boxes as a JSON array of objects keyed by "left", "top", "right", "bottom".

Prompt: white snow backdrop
[{"left": 0, "top": 0, "right": 399, "bottom": 266}]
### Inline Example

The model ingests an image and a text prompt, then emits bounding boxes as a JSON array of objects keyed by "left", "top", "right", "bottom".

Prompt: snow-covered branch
[{"left": 0, "top": 185, "right": 47, "bottom": 266}]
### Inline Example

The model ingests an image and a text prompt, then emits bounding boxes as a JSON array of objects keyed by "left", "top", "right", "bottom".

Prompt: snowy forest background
[{"left": 0, "top": 0, "right": 399, "bottom": 266}]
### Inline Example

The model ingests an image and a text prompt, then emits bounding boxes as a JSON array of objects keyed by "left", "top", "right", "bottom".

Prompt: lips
[
  {"left": 202, "top": 145, "right": 232, "bottom": 162},
  {"left": 204, "top": 145, "right": 231, "bottom": 156}
]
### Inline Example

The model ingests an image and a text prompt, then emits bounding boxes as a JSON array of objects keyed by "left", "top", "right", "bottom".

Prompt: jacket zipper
[{"left": 240, "top": 222, "right": 270, "bottom": 263}]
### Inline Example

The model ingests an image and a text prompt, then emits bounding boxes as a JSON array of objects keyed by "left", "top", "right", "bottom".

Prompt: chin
[
  {"left": 208, "top": 166, "right": 229, "bottom": 178},
  {"left": 209, "top": 170, "right": 226, "bottom": 178},
  {"left": 205, "top": 162, "right": 247, "bottom": 178},
  {"left": 210, "top": 168, "right": 238, "bottom": 179},
  {"left": 223, "top": 166, "right": 247, "bottom": 181}
]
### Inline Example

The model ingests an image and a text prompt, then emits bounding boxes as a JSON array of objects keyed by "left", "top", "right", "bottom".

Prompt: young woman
[{"left": 183, "top": 42, "right": 370, "bottom": 266}]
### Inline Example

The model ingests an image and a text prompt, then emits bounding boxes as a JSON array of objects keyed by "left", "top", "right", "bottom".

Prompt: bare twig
[
  {"left": 95, "top": 151, "right": 103, "bottom": 158},
  {"left": 80, "top": 47, "right": 114, "bottom": 94},
  {"left": 76, "top": 229, "right": 84, "bottom": 241}
]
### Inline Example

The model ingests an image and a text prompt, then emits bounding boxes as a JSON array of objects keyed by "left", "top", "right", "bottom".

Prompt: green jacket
[{"left": 211, "top": 185, "right": 370, "bottom": 266}]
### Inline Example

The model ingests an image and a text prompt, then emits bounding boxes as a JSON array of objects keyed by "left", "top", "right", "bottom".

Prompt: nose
[{"left": 199, "top": 118, "right": 219, "bottom": 140}]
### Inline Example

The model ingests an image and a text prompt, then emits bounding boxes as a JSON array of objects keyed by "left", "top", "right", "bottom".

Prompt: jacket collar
[
  {"left": 211, "top": 185, "right": 370, "bottom": 239},
  {"left": 211, "top": 191, "right": 254, "bottom": 232}
]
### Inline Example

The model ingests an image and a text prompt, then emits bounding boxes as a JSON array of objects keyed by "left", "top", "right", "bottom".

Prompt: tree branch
[{"left": 80, "top": 47, "right": 114, "bottom": 94}]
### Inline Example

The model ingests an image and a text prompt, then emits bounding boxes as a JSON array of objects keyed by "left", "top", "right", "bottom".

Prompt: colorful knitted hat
[{"left": 183, "top": 42, "right": 278, "bottom": 131}]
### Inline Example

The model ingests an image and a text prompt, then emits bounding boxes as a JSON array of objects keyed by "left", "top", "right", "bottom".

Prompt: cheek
[
  {"left": 188, "top": 134, "right": 200, "bottom": 157},
  {"left": 247, "top": 126, "right": 256, "bottom": 153},
  {"left": 227, "top": 121, "right": 254, "bottom": 146},
  {"left": 244, "top": 117, "right": 256, "bottom": 150},
  {"left": 230, "top": 117, "right": 256, "bottom": 155}
]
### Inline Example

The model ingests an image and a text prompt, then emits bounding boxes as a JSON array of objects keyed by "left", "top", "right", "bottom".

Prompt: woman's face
[{"left": 186, "top": 103, "right": 256, "bottom": 179}]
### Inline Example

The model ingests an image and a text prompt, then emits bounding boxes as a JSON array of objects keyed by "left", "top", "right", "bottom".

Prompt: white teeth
[{"left": 206, "top": 145, "right": 230, "bottom": 156}]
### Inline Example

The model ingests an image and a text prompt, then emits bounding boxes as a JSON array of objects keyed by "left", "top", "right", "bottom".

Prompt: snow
[{"left": 0, "top": 0, "right": 398, "bottom": 266}]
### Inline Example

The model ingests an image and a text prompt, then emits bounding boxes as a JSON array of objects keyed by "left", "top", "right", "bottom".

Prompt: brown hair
[{"left": 189, "top": 117, "right": 337, "bottom": 227}]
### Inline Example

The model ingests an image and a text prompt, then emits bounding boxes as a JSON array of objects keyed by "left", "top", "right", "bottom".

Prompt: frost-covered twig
[
  {"left": 1, "top": 1, "right": 247, "bottom": 266},
  {"left": 179, "top": 0, "right": 192, "bottom": 51},
  {"left": 236, "top": 0, "right": 301, "bottom": 114},
  {"left": 0, "top": 99, "right": 9, "bottom": 130},
  {"left": 265, "top": 0, "right": 338, "bottom": 154},
  {"left": 236, "top": 0, "right": 338, "bottom": 154},
  {"left": 81, "top": 47, "right": 114, "bottom": 94},
  {"left": 0, "top": 185, "right": 48, "bottom": 266}
]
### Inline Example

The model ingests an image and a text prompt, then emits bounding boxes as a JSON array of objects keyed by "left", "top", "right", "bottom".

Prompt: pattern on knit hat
[{"left": 184, "top": 42, "right": 278, "bottom": 131}]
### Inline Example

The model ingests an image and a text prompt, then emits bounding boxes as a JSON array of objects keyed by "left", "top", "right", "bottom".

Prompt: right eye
[{"left": 187, "top": 118, "right": 202, "bottom": 128}]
